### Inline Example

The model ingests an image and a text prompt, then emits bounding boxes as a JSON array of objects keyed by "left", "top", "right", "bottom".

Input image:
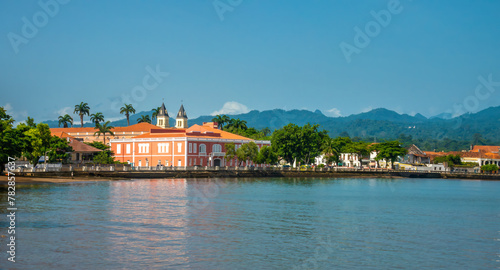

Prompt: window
[
  {"left": 200, "top": 158, "right": 203, "bottom": 165},
  {"left": 199, "top": 144, "right": 206, "bottom": 153},
  {"left": 177, "top": 143, "right": 182, "bottom": 153},
  {"left": 126, "top": 144, "right": 131, "bottom": 154},
  {"left": 212, "top": 144, "right": 222, "bottom": 153},
  {"left": 189, "top": 158, "right": 192, "bottom": 166},
  {"left": 138, "top": 160, "right": 142, "bottom": 167},
  {"left": 194, "top": 158, "right": 197, "bottom": 165},
  {"left": 193, "top": 143, "right": 197, "bottom": 153},
  {"left": 166, "top": 160, "right": 169, "bottom": 166},
  {"left": 117, "top": 144, "right": 121, "bottom": 154},
  {"left": 158, "top": 143, "right": 169, "bottom": 153},
  {"left": 189, "top": 143, "right": 192, "bottom": 153},
  {"left": 178, "top": 159, "right": 182, "bottom": 166},
  {"left": 159, "top": 119, "right": 163, "bottom": 125},
  {"left": 138, "top": 143, "right": 149, "bottom": 153}
]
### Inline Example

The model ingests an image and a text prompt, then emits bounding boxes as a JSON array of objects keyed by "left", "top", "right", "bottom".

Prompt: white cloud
[
  {"left": 211, "top": 101, "right": 250, "bottom": 116},
  {"left": 361, "top": 106, "right": 373, "bottom": 113},
  {"left": 2, "top": 103, "right": 28, "bottom": 123},
  {"left": 56, "top": 106, "right": 72, "bottom": 116},
  {"left": 326, "top": 108, "right": 342, "bottom": 117}
]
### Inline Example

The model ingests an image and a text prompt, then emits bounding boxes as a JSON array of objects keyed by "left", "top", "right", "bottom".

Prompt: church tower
[
  {"left": 175, "top": 104, "right": 188, "bottom": 128},
  {"left": 156, "top": 102, "right": 169, "bottom": 128}
]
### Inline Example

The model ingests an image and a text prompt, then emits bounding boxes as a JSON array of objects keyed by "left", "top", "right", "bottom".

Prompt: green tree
[
  {"left": 90, "top": 112, "right": 105, "bottom": 127},
  {"left": 120, "top": 104, "right": 136, "bottom": 126},
  {"left": 271, "top": 123, "right": 327, "bottom": 165},
  {"left": 26, "top": 116, "right": 36, "bottom": 128},
  {"left": 92, "top": 151, "right": 116, "bottom": 164},
  {"left": 373, "top": 141, "right": 407, "bottom": 169},
  {"left": 47, "top": 135, "right": 72, "bottom": 163},
  {"left": 260, "top": 127, "right": 271, "bottom": 137},
  {"left": 235, "top": 142, "right": 259, "bottom": 166},
  {"left": 94, "top": 121, "right": 115, "bottom": 145},
  {"left": 58, "top": 114, "right": 73, "bottom": 128},
  {"left": 152, "top": 107, "right": 161, "bottom": 122},
  {"left": 271, "top": 123, "right": 301, "bottom": 165},
  {"left": 481, "top": 164, "right": 499, "bottom": 173},
  {"left": 433, "top": 154, "right": 462, "bottom": 166},
  {"left": 212, "top": 114, "right": 230, "bottom": 129},
  {"left": 226, "top": 118, "right": 247, "bottom": 130},
  {"left": 137, "top": 115, "right": 151, "bottom": 124},
  {"left": 256, "top": 145, "right": 278, "bottom": 165},
  {"left": 23, "top": 123, "right": 55, "bottom": 166},
  {"left": 74, "top": 102, "right": 90, "bottom": 127},
  {"left": 85, "top": 141, "right": 115, "bottom": 164},
  {"left": 0, "top": 107, "right": 21, "bottom": 171},
  {"left": 225, "top": 142, "right": 236, "bottom": 164}
]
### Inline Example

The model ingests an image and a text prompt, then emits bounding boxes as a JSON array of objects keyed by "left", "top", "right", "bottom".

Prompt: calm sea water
[{"left": 1, "top": 178, "right": 499, "bottom": 269}]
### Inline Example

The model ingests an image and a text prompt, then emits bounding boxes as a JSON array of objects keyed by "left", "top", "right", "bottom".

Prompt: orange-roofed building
[
  {"left": 110, "top": 121, "right": 271, "bottom": 168},
  {"left": 51, "top": 131, "right": 102, "bottom": 163},
  {"left": 470, "top": 145, "right": 500, "bottom": 154},
  {"left": 50, "top": 122, "right": 160, "bottom": 144}
]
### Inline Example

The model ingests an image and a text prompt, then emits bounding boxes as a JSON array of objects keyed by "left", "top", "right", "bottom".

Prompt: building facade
[{"left": 110, "top": 122, "right": 271, "bottom": 167}]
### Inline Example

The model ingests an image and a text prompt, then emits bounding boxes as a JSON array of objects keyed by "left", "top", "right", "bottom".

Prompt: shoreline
[{"left": 2, "top": 169, "right": 499, "bottom": 184}]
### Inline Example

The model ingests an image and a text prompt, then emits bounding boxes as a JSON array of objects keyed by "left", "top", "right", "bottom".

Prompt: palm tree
[
  {"left": 322, "top": 138, "right": 341, "bottom": 166},
  {"left": 94, "top": 121, "right": 115, "bottom": 145},
  {"left": 120, "top": 104, "right": 136, "bottom": 126},
  {"left": 212, "top": 114, "right": 230, "bottom": 129},
  {"left": 230, "top": 118, "right": 247, "bottom": 130},
  {"left": 74, "top": 102, "right": 90, "bottom": 127},
  {"left": 151, "top": 107, "right": 161, "bottom": 122},
  {"left": 90, "top": 112, "right": 105, "bottom": 127},
  {"left": 137, "top": 115, "right": 151, "bottom": 124},
  {"left": 58, "top": 114, "right": 73, "bottom": 128}
]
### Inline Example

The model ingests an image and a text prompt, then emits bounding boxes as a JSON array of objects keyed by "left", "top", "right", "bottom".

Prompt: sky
[{"left": 1, "top": 0, "right": 500, "bottom": 124}]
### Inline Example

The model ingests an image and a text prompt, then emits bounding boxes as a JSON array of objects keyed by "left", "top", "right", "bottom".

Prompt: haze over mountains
[{"left": 44, "top": 106, "right": 500, "bottom": 142}]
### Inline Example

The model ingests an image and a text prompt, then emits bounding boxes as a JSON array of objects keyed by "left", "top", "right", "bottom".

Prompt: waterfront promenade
[{"left": 3, "top": 166, "right": 500, "bottom": 182}]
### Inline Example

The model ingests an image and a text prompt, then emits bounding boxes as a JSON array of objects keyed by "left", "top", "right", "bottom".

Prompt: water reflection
[{"left": 0, "top": 178, "right": 498, "bottom": 269}]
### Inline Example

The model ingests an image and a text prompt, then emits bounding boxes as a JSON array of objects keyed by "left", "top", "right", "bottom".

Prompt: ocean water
[{"left": 1, "top": 178, "right": 499, "bottom": 269}]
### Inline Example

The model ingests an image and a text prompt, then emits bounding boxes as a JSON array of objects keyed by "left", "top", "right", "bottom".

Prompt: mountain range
[{"left": 44, "top": 106, "right": 500, "bottom": 143}]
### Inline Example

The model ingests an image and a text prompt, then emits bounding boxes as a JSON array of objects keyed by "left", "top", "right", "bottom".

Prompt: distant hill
[{"left": 44, "top": 106, "right": 500, "bottom": 143}]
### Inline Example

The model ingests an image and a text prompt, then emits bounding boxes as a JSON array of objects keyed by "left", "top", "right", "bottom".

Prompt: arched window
[
  {"left": 199, "top": 144, "right": 206, "bottom": 153},
  {"left": 212, "top": 144, "right": 222, "bottom": 153}
]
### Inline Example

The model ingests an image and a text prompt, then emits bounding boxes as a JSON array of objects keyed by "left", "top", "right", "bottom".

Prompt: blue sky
[{"left": 1, "top": 0, "right": 500, "bottom": 123}]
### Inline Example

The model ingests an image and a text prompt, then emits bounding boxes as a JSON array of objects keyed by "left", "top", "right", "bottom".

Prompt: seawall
[{"left": 9, "top": 169, "right": 500, "bottom": 181}]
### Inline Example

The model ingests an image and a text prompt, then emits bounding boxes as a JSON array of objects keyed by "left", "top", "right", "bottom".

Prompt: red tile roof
[
  {"left": 130, "top": 124, "right": 254, "bottom": 141},
  {"left": 50, "top": 122, "right": 159, "bottom": 134},
  {"left": 470, "top": 145, "right": 500, "bottom": 153},
  {"left": 52, "top": 131, "right": 102, "bottom": 153}
]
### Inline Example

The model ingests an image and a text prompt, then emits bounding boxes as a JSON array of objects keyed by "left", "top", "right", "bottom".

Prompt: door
[{"left": 214, "top": 159, "right": 221, "bottom": 167}]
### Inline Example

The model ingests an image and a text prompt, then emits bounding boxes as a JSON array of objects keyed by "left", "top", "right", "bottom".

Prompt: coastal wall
[{"left": 9, "top": 169, "right": 500, "bottom": 181}]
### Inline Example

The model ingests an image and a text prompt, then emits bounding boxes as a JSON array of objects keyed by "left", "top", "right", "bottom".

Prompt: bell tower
[
  {"left": 175, "top": 104, "right": 188, "bottom": 128},
  {"left": 156, "top": 102, "right": 169, "bottom": 128}
]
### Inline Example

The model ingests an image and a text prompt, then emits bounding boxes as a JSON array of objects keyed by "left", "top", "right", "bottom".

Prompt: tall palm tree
[
  {"left": 137, "top": 115, "right": 151, "bottom": 124},
  {"left": 74, "top": 102, "right": 90, "bottom": 127},
  {"left": 120, "top": 104, "right": 136, "bottom": 126},
  {"left": 90, "top": 112, "right": 105, "bottom": 127},
  {"left": 94, "top": 121, "right": 115, "bottom": 145},
  {"left": 212, "top": 114, "right": 230, "bottom": 129},
  {"left": 58, "top": 114, "right": 73, "bottom": 128},
  {"left": 151, "top": 107, "right": 161, "bottom": 122}
]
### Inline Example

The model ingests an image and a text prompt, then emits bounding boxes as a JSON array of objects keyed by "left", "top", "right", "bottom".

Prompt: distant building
[{"left": 402, "top": 144, "right": 431, "bottom": 164}]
